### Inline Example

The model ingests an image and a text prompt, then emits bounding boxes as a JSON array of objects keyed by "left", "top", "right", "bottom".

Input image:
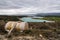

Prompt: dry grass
[{"left": 0, "top": 20, "right": 60, "bottom": 40}]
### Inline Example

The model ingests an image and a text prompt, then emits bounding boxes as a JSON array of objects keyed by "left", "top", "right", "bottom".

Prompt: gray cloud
[{"left": 0, "top": 0, "right": 60, "bottom": 15}]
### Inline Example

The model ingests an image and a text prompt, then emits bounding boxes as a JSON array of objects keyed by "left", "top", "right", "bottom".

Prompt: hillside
[{"left": 36, "top": 13, "right": 60, "bottom": 17}]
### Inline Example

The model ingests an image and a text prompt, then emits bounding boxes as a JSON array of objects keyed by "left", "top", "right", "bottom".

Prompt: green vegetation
[
  {"left": 43, "top": 17, "right": 60, "bottom": 21},
  {"left": 34, "top": 17, "right": 60, "bottom": 22},
  {"left": 0, "top": 16, "right": 20, "bottom": 23},
  {"left": 4, "top": 16, "right": 19, "bottom": 21}
]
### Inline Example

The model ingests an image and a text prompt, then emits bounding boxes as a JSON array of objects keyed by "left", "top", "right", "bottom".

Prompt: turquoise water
[{"left": 20, "top": 17, "right": 54, "bottom": 22}]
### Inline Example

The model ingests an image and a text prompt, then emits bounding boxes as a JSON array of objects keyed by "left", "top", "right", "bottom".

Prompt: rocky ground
[
  {"left": 0, "top": 30, "right": 59, "bottom": 40},
  {"left": 0, "top": 20, "right": 60, "bottom": 40},
  {"left": 0, "top": 35, "right": 46, "bottom": 40},
  {"left": 0, "top": 31, "right": 47, "bottom": 40}
]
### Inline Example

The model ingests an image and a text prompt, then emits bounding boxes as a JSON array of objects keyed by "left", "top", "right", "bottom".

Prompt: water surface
[{"left": 20, "top": 17, "right": 54, "bottom": 22}]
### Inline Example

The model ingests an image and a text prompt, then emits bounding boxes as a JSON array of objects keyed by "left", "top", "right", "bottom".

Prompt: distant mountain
[
  {"left": 0, "top": 14, "right": 36, "bottom": 17},
  {"left": 35, "top": 13, "right": 60, "bottom": 17},
  {"left": 0, "top": 13, "right": 60, "bottom": 17}
]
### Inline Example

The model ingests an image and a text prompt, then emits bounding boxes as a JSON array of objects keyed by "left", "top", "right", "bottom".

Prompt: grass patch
[{"left": 34, "top": 17, "right": 60, "bottom": 22}]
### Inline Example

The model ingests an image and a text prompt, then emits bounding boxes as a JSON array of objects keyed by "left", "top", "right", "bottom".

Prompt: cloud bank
[{"left": 0, "top": 0, "right": 60, "bottom": 15}]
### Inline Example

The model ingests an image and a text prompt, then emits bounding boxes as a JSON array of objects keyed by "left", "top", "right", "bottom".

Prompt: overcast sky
[{"left": 0, "top": 0, "right": 60, "bottom": 15}]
